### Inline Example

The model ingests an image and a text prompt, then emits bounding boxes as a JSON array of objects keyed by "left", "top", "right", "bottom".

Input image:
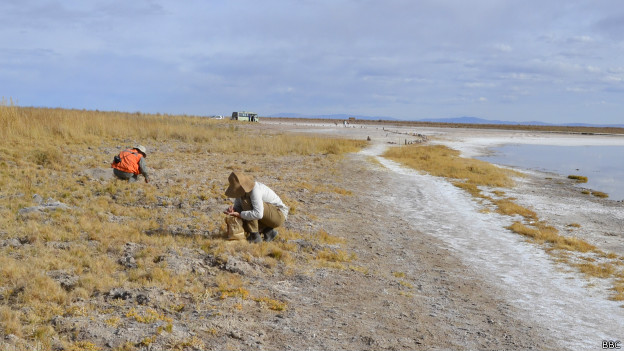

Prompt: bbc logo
[{"left": 603, "top": 340, "right": 622, "bottom": 349}]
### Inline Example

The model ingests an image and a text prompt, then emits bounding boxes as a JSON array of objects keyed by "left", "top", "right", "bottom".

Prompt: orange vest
[{"left": 111, "top": 149, "right": 143, "bottom": 175}]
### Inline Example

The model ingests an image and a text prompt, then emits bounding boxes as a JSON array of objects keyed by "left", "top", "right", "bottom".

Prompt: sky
[{"left": 1, "top": 1, "right": 624, "bottom": 124}]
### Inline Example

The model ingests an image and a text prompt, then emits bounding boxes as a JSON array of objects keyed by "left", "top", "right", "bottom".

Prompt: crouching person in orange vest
[
  {"left": 111, "top": 145, "right": 150, "bottom": 183},
  {"left": 223, "top": 172, "right": 289, "bottom": 243}
]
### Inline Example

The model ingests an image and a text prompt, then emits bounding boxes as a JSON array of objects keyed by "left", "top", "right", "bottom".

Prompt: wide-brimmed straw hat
[
  {"left": 134, "top": 145, "right": 147, "bottom": 157},
  {"left": 225, "top": 172, "right": 255, "bottom": 198}
]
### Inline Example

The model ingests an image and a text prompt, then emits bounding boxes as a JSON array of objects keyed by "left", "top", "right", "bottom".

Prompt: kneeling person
[
  {"left": 111, "top": 145, "right": 150, "bottom": 183},
  {"left": 223, "top": 172, "right": 288, "bottom": 243}
]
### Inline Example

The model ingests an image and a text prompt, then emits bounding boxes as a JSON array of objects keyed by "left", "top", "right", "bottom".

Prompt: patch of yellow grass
[
  {"left": 575, "top": 262, "right": 616, "bottom": 278},
  {"left": 591, "top": 191, "right": 609, "bottom": 198},
  {"left": 126, "top": 308, "right": 172, "bottom": 324},
  {"left": 315, "top": 229, "right": 346, "bottom": 245},
  {"left": 568, "top": 175, "right": 588, "bottom": 183},
  {"left": 300, "top": 182, "right": 353, "bottom": 195},
  {"left": 383, "top": 144, "right": 520, "bottom": 187},
  {"left": 613, "top": 280, "right": 624, "bottom": 301},
  {"left": 316, "top": 248, "right": 356, "bottom": 263},
  {"left": 252, "top": 297, "right": 287, "bottom": 311},
  {"left": 492, "top": 190, "right": 506, "bottom": 197},
  {"left": 452, "top": 181, "right": 485, "bottom": 198},
  {"left": 215, "top": 272, "right": 246, "bottom": 297},
  {"left": 0, "top": 305, "right": 23, "bottom": 337},
  {"left": 67, "top": 341, "right": 102, "bottom": 351},
  {"left": 398, "top": 280, "right": 414, "bottom": 289},
  {"left": 392, "top": 271, "right": 406, "bottom": 278},
  {"left": 507, "top": 222, "right": 597, "bottom": 253},
  {"left": 348, "top": 265, "right": 370, "bottom": 274},
  {"left": 493, "top": 199, "right": 537, "bottom": 220}
]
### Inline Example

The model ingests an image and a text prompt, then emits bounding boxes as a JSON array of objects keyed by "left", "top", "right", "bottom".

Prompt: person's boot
[
  {"left": 263, "top": 228, "right": 278, "bottom": 242},
  {"left": 247, "top": 232, "right": 261, "bottom": 243}
]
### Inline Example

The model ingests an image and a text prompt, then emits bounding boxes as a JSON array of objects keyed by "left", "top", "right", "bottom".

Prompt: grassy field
[{"left": 0, "top": 103, "right": 367, "bottom": 349}]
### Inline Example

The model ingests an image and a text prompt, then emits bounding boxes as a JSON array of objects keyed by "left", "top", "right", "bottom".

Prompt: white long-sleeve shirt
[{"left": 233, "top": 182, "right": 289, "bottom": 221}]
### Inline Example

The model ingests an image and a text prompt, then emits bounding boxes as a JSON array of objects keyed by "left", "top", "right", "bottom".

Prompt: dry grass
[
  {"left": 568, "top": 175, "right": 588, "bottom": 183},
  {"left": 613, "top": 280, "right": 624, "bottom": 301},
  {"left": 0, "top": 103, "right": 365, "bottom": 346},
  {"left": 315, "top": 229, "right": 347, "bottom": 245},
  {"left": 383, "top": 144, "right": 520, "bottom": 187},
  {"left": 591, "top": 191, "right": 609, "bottom": 198},
  {"left": 507, "top": 222, "right": 596, "bottom": 252},
  {"left": 493, "top": 199, "right": 537, "bottom": 220},
  {"left": 315, "top": 248, "right": 357, "bottom": 269},
  {"left": 575, "top": 262, "right": 616, "bottom": 278},
  {"left": 252, "top": 297, "right": 287, "bottom": 311}
]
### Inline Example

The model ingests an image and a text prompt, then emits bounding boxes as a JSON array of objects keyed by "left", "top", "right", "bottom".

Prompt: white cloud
[
  {"left": 494, "top": 44, "right": 512, "bottom": 52},
  {"left": 1, "top": 0, "right": 624, "bottom": 123}
]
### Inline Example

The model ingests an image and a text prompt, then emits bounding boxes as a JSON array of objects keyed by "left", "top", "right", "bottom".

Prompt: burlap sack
[{"left": 225, "top": 216, "right": 246, "bottom": 241}]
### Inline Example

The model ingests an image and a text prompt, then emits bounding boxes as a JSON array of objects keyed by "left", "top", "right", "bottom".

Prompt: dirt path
[{"left": 244, "top": 145, "right": 558, "bottom": 350}]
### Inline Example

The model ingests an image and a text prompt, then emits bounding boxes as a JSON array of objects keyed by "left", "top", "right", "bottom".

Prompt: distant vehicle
[
  {"left": 231, "top": 111, "right": 259, "bottom": 122},
  {"left": 212, "top": 115, "right": 223, "bottom": 119}
]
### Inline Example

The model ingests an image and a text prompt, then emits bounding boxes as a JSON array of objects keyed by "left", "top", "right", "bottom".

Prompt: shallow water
[
  {"left": 364, "top": 143, "right": 624, "bottom": 350},
  {"left": 477, "top": 144, "right": 624, "bottom": 201}
]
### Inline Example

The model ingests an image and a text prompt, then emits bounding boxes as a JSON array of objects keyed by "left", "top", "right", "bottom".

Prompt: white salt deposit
[{"left": 362, "top": 143, "right": 624, "bottom": 351}]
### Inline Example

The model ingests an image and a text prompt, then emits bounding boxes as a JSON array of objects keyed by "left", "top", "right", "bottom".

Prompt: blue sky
[{"left": 2, "top": 1, "right": 624, "bottom": 123}]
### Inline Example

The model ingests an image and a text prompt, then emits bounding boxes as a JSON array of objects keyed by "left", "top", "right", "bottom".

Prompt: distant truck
[{"left": 231, "top": 111, "right": 258, "bottom": 122}]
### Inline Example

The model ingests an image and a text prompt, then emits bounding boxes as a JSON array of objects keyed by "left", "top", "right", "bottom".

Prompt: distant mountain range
[
  {"left": 268, "top": 113, "right": 397, "bottom": 121},
  {"left": 268, "top": 114, "right": 624, "bottom": 128},
  {"left": 415, "top": 116, "right": 624, "bottom": 128}
]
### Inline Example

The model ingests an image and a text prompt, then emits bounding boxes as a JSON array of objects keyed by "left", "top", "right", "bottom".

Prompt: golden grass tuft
[
  {"left": 575, "top": 262, "right": 616, "bottom": 278},
  {"left": 452, "top": 181, "right": 484, "bottom": 198},
  {"left": 493, "top": 199, "right": 537, "bottom": 220},
  {"left": 383, "top": 144, "right": 520, "bottom": 187},
  {"left": 613, "top": 280, "right": 624, "bottom": 301},
  {"left": 0, "top": 305, "right": 23, "bottom": 337},
  {"left": 591, "top": 191, "right": 609, "bottom": 198},
  {"left": 316, "top": 248, "right": 356, "bottom": 263},
  {"left": 315, "top": 229, "right": 346, "bottom": 245},
  {"left": 252, "top": 297, "right": 287, "bottom": 311},
  {"left": 507, "top": 222, "right": 596, "bottom": 253},
  {"left": 568, "top": 175, "right": 588, "bottom": 183}
]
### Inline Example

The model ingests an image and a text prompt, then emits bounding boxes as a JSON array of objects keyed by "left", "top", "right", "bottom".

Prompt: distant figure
[
  {"left": 111, "top": 145, "right": 150, "bottom": 183},
  {"left": 223, "top": 172, "right": 289, "bottom": 243},
  {"left": 343, "top": 120, "right": 347, "bottom": 127}
]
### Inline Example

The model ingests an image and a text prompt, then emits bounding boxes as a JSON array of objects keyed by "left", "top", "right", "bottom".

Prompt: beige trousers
[{"left": 240, "top": 195, "right": 285, "bottom": 233}]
